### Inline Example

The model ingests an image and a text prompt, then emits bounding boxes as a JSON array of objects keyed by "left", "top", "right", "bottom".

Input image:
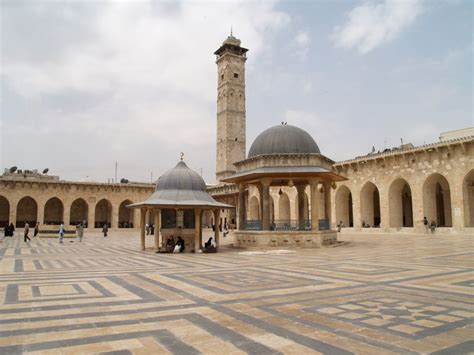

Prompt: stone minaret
[{"left": 214, "top": 33, "right": 248, "bottom": 182}]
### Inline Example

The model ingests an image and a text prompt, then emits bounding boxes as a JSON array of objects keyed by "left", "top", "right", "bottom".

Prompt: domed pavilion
[
  {"left": 222, "top": 123, "right": 347, "bottom": 247},
  {"left": 128, "top": 159, "right": 232, "bottom": 253}
]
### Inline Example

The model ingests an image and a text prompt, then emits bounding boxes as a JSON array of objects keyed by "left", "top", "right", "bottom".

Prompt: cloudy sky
[{"left": 1, "top": 0, "right": 472, "bottom": 184}]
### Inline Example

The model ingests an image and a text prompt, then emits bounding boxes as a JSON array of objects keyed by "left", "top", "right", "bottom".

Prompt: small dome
[
  {"left": 156, "top": 161, "right": 206, "bottom": 192},
  {"left": 248, "top": 124, "right": 320, "bottom": 158},
  {"left": 223, "top": 35, "right": 241, "bottom": 46}
]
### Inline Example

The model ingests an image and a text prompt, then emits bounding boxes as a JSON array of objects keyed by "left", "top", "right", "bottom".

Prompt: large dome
[
  {"left": 156, "top": 161, "right": 207, "bottom": 192},
  {"left": 248, "top": 124, "right": 320, "bottom": 158}
]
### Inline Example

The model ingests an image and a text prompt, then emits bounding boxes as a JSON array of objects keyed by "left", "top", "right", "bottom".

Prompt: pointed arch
[
  {"left": 335, "top": 185, "right": 353, "bottom": 227},
  {"left": 389, "top": 178, "right": 413, "bottom": 227},
  {"left": 44, "top": 197, "right": 64, "bottom": 225},
  {"left": 95, "top": 199, "right": 112, "bottom": 228},
  {"left": 119, "top": 199, "right": 134, "bottom": 228},
  {"left": 360, "top": 181, "right": 381, "bottom": 227},
  {"left": 0, "top": 195, "right": 9, "bottom": 227},
  {"left": 70, "top": 198, "right": 88, "bottom": 226},
  {"left": 278, "top": 192, "right": 290, "bottom": 221},
  {"left": 423, "top": 173, "right": 452, "bottom": 227},
  {"left": 249, "top": 196, "right": 260, "bottom": 220},
  {"left": 16, "top": 196, "right": 38, "bottom": 227}
]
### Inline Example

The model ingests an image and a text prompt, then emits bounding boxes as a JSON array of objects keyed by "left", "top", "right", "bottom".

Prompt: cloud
[
  {"left": 331, "top": 0, "right": 423, "bottom": 54},
  {"left": 0, "top": 0, "right": 290, "bottom": 183},
  {"left": 292, "top": 30, "right": 311, "bottom": 60}
]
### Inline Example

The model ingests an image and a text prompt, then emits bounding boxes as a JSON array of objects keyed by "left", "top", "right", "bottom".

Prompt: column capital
[
  {"left": 309, "top": 178, "right": 320, "bottom": 186},
  {"left": 238, "top": 183, "right": 247, "bottom": 192},
  {"left": 295, "top": 183, "right": 307, "bottom": 192},
  {"left": 260, "top": 179, "right": 272, "bottom": 187}
]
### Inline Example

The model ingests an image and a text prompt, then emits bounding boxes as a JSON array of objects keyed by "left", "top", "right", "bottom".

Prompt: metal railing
[
  {"left": 319, "top": 219, "right": 330, "bottom": 230},
  {"left": 272, "top": 220, "right": 311, "bottom": 231},
  {"left": 242, "top": 220, "right": 262, "bottom": 230}
]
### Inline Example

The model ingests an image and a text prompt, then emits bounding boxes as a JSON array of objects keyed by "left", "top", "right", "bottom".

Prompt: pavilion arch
[
  {"left": 389, "top": 178, "right": 413, "bottom": 228},
  {"left": 278, "top": 192, "right": 291, "bottom": 221},
  {"left": 335, "top": 185, "right": 353, "bottom": 227},
  {"left": 16, "top": 196, "right": 38, "bottom": 228},
  {"left": 360, "top": 181, "right": 381, "bottom": 227},
  {"left": 0, "top": 195, "right": 9, "bottom": 227},
  {"left": 70, "top": 198, "right": 88, "bottom": 226},
  {"left": 44, "top": 197, "right": 64, "bottom": 225},
  {"left": 95, "top": 199, "right": 112, "bottom": 228},
  {"left": 249, "top": 196, "right": 260, "bottom": 220},
  {"left": 202, "top": 210, "right": 214, "bottom": 228},
  {"left": 119, "top": 200, "right": 134, "bottom": 228},
  {"left": 462, "top": 170, "right": 474, "bottom": 227},
  {"left": 423, "top": 173, "right": 452, "bottom": 227}
]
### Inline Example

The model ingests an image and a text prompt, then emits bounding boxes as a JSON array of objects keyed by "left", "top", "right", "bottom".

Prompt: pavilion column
[
  {"left": 154, "top": 209, "right": 160, "bottom": 252},
  {"left": 324, "top": 182, "right": 332, "bottom": 229},
  {"left": 310, "top": 179, "right": 320, "bottom": 232},
  {"left": 238, "top": 184, "right": 246, "bottom": 230},
  {"left": 296, "top": 184, "right": 306, "bottom": 230},
  {"left": 261, "top": 179, "right": 271, "bottom": 231},
  {"left": 214, "top": 209, "right": 220, "bottom": 248},
  {"left": 194, "top": 208, "right": 201, "bottom": 253},
  {"left": 140, "top": 208, "right": 146, "bottom": 251}
]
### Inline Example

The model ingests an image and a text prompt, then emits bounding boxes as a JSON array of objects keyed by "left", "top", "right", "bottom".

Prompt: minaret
[{"left": 214, "top": 33, "right": 248, "bottom": 182}]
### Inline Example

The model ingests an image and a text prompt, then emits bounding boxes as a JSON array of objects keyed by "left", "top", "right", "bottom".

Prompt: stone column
[
  {"left": 310, "top": 179, "right": 319, "bottom": 232},
  {"left": 154, "top": 209, "right": 160, "bottom": 252},
  {"left": 324, "top": 182, "right": 332, "bottom": 228},
  {"left": 111, "top": 203, "right": 119, "bottom": 229},
  {"left": 87, "top": 202, "right": 95, "bottom": 229},
  {"left": 194, "top": 208, "right": 201, "bottom": 253},
  {"left": 379, "top": 186, "right": 390, "bottom": 232},
  {"left": 37, "top": 199, "right": 45, "bottom": 225},
  {"left": 352, "top": 188, "right": 362, "bottom": 230},
  {"left": 9, "top": 200, "right": 17, "bottom": 228},
  {"left": 238, "top": 184, "right": 246, "bottom": 230},
  {"left": 140, "top": 208, "right": 146, "bottom": 251},
  {"left": 214, "top": 209, "right": 220, "bottom": 248},
  {"left": 63, "top": 203, "right": 71, "bottom": 227},
  {"left": 261, "top": 179, "right": 271, "bottom": 231},
  {"left": 296, "top": 184, "right": 306, "bottom": 230}
]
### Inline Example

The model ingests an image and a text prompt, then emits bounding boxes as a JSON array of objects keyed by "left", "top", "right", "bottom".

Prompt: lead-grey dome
[
  {"left": 156, "top": 161, "right": 207, "bottom": 192},
  {"left": 248, "top": 124, "right": 320, "bottom": 158}
]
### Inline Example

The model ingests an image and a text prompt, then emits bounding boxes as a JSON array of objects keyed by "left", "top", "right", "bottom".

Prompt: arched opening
[
  {"left": 95, "top": 199, "right": 112, "bottom": 228},
  {"left": 335, "top": 185, "right": 353, "bottom": 227},
  {"left": 44, "top": 197, "right": 64, "bottom": 225},
  {"left": 249, "top": 196, "right": 260, "bottom": 220},
  {"left": 16, "top": 196, "right": 38, "bottom": 228},
  {"left": 360, "top": 182, "right": 381, "bottom": 227},
  {"left": 278, "top": 192, "right": 290, "bottom": 222},
  {"left": 70, "top": 198, "right": 88, "bottom": 226},
  {"left": 423, "top": 173, "right": 452, "bottom": 227},
  {"left": 0, "top": 196, "right": 9, "bottom": 227},
  {"left": 118, "top": 200, "right": 134, "bottom": 228},
  {"left": 389, "top": 179, "right": 413, "bottom": 228},
  {"left": 463, "top": 170, "right": 474, "bottom": 227},
  {"left": 202, "top": 210, "right": 214, "bottom": 228}
]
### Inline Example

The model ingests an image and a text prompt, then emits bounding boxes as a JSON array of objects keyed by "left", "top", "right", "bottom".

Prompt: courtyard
[{"left": 0, "top": 231, "right": 472, "bottom": 354}]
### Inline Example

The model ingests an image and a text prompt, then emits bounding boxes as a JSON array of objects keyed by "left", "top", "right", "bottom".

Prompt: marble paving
[{"left": 0, "top": 231, "right": 472, "bottom": 354}]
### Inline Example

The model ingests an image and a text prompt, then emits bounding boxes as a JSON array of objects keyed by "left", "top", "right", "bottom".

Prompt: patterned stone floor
[{"left": 0, "top": 231, "right": 472, "bottom": 354}]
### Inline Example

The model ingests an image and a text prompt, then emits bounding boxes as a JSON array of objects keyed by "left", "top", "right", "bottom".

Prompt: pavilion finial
[
  {"left": 230, "top": 25, "right": 233, "bottom": 37},
  {"left": 180, "top": 152, "right": 184, "bottom": 161}
]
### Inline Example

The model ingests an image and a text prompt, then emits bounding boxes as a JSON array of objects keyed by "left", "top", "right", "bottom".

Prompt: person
[
  {"left": 4, "top": 223, "right": 10, "bottom": 237},
  {"left": 24, "top": 222, "right": 31, "bottom": 243},
  {"left": 166, "top": 235, "right": 175, "bottom": 253},
  {"left": 150, "top": 223, "right": 154, "bottom": 235},
  {"left": 59, "top": 222, "right": 65, "bottom": 243},
  {"left": 9, "top": 222, "right": 15, "bottom": 237},
  {"left": 174, "top": 236, "right": 185, "bottom": 253},
  {"left": 423, "top": 217, "right": 429, "bottom": 234},
  {"left": 204, "top": 237, "right": 213, "bottom": 249},
  {"left": 77, "top": 222, "right": 84, "bottom": 242},
  {"left": 337, "top": 220, "right": 344, "bottom": 232},
  {"left": 102, "top": 223, "right": 108, "bottom": 238},
  {"left": 34, "top": 222, "right": 40, "bottom": 237},
  {"left": 145, "top": 223, "right": 150, "bottom": 235},
  {"left": 430, "top": 220, "right": 437, "bottom": 234}
]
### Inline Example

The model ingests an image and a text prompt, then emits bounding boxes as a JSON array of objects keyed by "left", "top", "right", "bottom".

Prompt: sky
[{"left": 1, "top": 0, "right": 472, "bottom": 184}]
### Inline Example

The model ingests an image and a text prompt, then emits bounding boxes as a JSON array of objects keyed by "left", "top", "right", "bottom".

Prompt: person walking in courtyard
[
  {"left": 102, "top": 223, "right": 108, "bottom": 238},
  {"left": 24, "top": 222, "right": 31, "bottom": 243},
  {"left": 34, "top": 222, "right": 40, "bottom": 237},
  {"left": 430, "top": 220, "right": 437, "bottom": 234},
  {"left": 9, "top": 222, "right": 15, "bottom": 237},
  {"left": 77, "top": 222, "right": 84, "bottom": 242},
  {"left": 423, "top": 217, "right": 429, "bottom": 234},
  {"left": 59, "top": 222, "right": 65, "bottom": 243}
]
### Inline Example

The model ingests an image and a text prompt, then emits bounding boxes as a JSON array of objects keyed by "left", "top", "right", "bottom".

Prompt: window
[{"left": 234, "top": 73, "right": 238, "bottom": 78}]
